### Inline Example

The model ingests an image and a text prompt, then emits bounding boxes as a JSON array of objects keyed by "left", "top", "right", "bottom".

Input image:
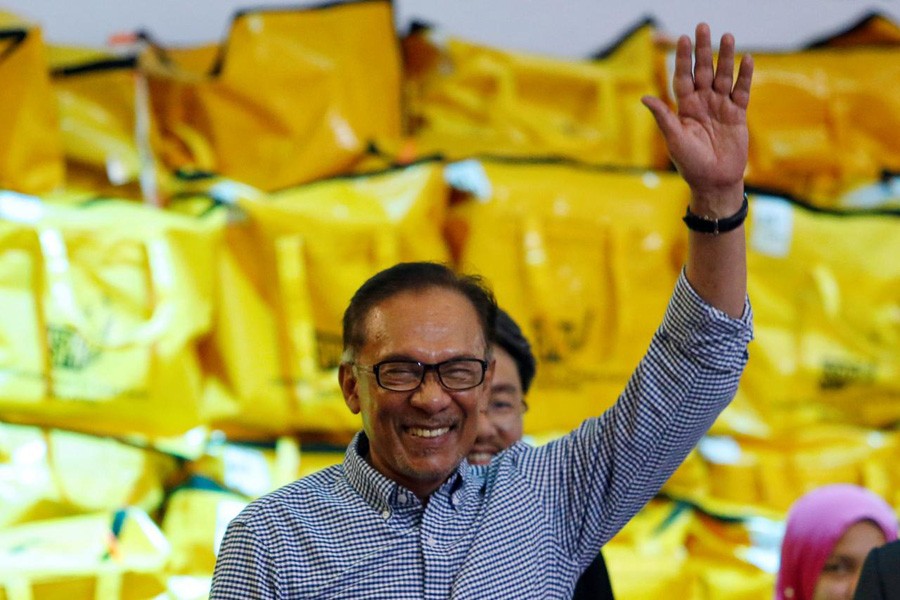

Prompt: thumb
[{"left": 641, "top": 95, "right": 680, "bottom": 141}]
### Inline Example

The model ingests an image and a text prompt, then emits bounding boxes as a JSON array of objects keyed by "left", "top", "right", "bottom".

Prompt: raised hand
[{"left": 642, "top": 23, "right": 753, "bottom": 213}]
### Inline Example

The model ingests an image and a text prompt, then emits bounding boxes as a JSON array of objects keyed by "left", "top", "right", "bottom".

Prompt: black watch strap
[{"left": 682, "top": 193, "right": 749, "bottom": 235}]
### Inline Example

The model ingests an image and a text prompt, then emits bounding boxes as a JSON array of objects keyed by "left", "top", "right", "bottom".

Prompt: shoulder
[{"left": 234, "top": 464, "right": 347, "bottom": 526}]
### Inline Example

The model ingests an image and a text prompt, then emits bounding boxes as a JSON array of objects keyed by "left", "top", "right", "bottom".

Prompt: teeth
[
  {"left": 409, "top": 427, "right": 449, "bottom": 438},
  {"left": 468, "top": 452, "right": 493, "bottom": 464}
]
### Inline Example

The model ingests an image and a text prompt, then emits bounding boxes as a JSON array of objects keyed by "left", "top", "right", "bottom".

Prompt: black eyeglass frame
[{"left": 353, "top": 358, "right": 489, "bottom": 392}]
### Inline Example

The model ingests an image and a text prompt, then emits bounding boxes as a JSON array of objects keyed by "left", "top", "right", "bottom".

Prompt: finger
[
  {"left": 693, "top": 23, "right": 714, "bottom": 90},
  {"left": 713, "top": 33, "right": 735, "bottom": 95},
  {"left": 672, "top": 34, "right": 695, "bottom": 100},
  {"left": 642, "top": 95, "right": 681, "bottom": 140},
  {"left": 730, "top": 53, "right": 754, "bottom": 109}
]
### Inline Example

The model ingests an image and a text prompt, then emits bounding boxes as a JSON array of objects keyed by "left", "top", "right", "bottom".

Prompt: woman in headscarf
[{"left": 776, "top": 483, "right": 898, "bottom": 600}]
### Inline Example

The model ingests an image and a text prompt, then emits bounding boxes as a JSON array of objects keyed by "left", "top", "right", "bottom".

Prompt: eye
[
  {"left": 821, "top": 558, "right": 854, "bottom": 575},
  {"left": 378, "top": 362, "right": 421, "bottom": 381}
]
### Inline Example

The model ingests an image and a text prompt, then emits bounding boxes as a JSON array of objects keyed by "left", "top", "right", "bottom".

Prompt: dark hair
[
  {"left": 342, "top": 262, "right": 498, "bottom": 360},
  {"left": 494, "top": 308, "right": 537, "bottom": 394}
]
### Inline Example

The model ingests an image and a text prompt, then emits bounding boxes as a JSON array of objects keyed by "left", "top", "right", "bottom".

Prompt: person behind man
[
  {"left": 211, "top": 22, "right": 755, "bottom": 598},
  {"left": 469, "top": 307, "right": 615, "bottom": 599}
]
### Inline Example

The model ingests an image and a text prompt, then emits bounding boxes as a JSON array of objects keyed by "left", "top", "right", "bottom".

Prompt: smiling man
[{"left": 211, "top": 22, "right": 755, "bottom": 599}]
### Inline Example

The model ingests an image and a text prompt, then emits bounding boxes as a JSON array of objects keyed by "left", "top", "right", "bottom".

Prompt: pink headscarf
[{"left": 775, "top": 483, "right": 898, "bottom": 600}]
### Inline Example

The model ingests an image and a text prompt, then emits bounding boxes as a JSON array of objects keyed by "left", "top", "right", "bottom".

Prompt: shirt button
[
  {"left": 426, "top": 535, "right": 437, "bottom": 547},
  {"left": 381, "top": 510, "right": 390, "bottom": 519},
  {"left": 398, "top": 493, "right": 408, "bottom": 505}
]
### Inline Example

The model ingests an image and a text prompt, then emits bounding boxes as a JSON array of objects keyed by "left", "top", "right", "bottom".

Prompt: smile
[
  {"left": 467, "top": 452, "right": 494, "bottom": 465},
  {"left": 408, "top": 426, "right": 450, "bottom": 438}
]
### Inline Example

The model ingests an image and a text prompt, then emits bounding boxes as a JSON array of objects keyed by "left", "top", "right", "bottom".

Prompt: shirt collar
[{"left": 344, "top": 432, "right": 474, "bottom": 515}]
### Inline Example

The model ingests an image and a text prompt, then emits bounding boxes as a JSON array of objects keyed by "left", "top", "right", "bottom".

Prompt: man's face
[
  {"left": 339, "top": 287, "right": 492, "bottom": 499},
  {"left": 467, "top": 345, "right": 526, "bottom": 465}
]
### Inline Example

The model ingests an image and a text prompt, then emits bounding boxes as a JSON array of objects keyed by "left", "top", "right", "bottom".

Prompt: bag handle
[{"left": 37, "top": 227, "right": 177, "bottom": 349}]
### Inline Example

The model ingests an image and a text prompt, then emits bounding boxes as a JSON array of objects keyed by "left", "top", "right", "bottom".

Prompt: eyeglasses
[{"left": 353, "top": 358, "right": 488, "bottom": 392}]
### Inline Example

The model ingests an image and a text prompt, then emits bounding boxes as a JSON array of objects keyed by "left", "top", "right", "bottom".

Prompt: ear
[{"left": 339, "top": 363, "right": 361, "bottom": 414}]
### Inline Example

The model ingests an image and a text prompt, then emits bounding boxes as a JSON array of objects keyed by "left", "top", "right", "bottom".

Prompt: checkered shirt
[{"left": 210, "top": 272, "right": 753, "bottom": 599}]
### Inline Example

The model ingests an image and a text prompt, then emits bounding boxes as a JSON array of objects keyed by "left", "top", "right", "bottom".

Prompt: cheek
[
  {"left": 812, "top": 574, "right": 849, "bottom": 600},
  {"left": 497, "top": 421, "right": 523, "bottom": 446}
]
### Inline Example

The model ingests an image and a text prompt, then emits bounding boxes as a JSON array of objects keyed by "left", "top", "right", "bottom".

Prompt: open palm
[{"left": 643, "top": 23, "right": 753, "bottom": 198}]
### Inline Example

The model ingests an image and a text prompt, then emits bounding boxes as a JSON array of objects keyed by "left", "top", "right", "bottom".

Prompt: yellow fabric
[
  {"left": 605, "top": 499, "right": 695, "bottom": 599},
  {"left": 0, "top": 15, "right": 64, "bottom": 194},
  {"left": 663, "top": 425, "right": 898, "bottom": 517},
  {"left": 141, "top": 0, "right": 401, "bottom": 191},
  {"left": 0, "top": 422, "right": 179, "bottom": 528},
  {"left": 398, "top": 21, "right": 666, "bottom": 168},
  {"left": 745, "top": 45, "right": 900, "bottom": 206},
  {"left": 445, "top": 160, "right": 688, "bottom": 433},
  {"left": 740, "top": 195, "right": 900, "bottom": 430},
  {"left": 188, "top": 436, "right": 301, "bottom": 499},
  {"left": 685, "top": 513, "right": 777, "bottom": 600},
  {"left": 805, "top": 13, "right": 900, "bottom": 48},
  {"left": 0, "top": 509, "right": 169, "bottom": 600},
  {"left": 0, "top": 195, "right": 222, "bottom": 438},
  {"left": 161, "top": 486, "right": 247, "bottom": 577},
  {"left": 48, "top": 46, "right": 148, "bottom": 200},
  {"left": 195, "top": 163, "right": 450, "bottom": 435}
]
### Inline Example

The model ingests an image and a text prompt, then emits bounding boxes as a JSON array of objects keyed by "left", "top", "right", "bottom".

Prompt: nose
[
  {"left": 409, "top": 369, "right": 452, "bottom": 414},
  {"left": 476, "top": 409, "right": 497, "bottom": 441}
]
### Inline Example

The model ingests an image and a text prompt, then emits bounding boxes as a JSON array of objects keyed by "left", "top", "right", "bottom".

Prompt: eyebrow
[{"left": 374, "top": 353, "right": 485, "bottom": 363}]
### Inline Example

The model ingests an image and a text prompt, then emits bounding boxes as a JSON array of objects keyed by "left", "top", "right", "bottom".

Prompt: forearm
[{"left": 684, "top": 184, "right": 748, "bottom": 319}]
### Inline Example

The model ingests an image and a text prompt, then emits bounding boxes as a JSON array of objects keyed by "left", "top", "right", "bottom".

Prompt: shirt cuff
[{"left": 659, "top": 268, "right": 754, "bottom": 370}]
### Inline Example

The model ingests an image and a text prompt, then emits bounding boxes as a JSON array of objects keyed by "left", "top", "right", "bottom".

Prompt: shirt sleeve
[
  {"left": 210, "top": 518, "right": 279, "bottom": 600},
  {"left": 520, "top": 268, "right": 753, "bottom": 569}
]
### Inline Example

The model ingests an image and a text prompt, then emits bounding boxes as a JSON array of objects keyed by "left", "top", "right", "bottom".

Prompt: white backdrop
[{"left": 4, "top": 0, "right": 899, "bottom": 56}]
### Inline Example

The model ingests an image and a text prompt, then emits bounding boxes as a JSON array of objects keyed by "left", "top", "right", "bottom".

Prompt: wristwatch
[{"left": 682, "top": 193, "right": 749, "bottom": 235}]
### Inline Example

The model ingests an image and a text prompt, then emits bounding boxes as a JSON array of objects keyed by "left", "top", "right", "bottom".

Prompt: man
[
  {"left": 211, "top": 23, "right": 754, "bottom": 598},
  {"left": 469, "top": 307, "right": 615, "bottom": 599}
]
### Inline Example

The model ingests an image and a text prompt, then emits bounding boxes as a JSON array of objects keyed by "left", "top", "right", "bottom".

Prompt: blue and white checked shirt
[{"left": 211, "top": 272, "right": 753, "bottom": 599}]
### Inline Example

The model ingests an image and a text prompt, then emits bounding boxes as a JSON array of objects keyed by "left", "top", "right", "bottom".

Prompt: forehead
[
  {"left": 831, "top": 520, "right": 887, "bottom": 555},
  {"left": 360, "top": 287, "right": 486, "bottom": 361}
]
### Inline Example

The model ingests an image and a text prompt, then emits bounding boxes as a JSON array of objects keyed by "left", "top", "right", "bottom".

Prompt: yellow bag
[
  {"left": 188, "top": 436, "right": 301, "bottom": 499},
  {"left": 445, "top": 159, "right": 688, "bottom": 433},
  {"left": 741, "top": 195, "right": 900, "bottom": 429},
  {"left": 0, "top": 509, "right": 169, "bottom": 600},
  {"left": 398, "top": 20, "right": 666, "bottom": 168},
  {"left": 0, "top": 194, "right": 222, "bottom": 438},
  {"left": 605, "top": 498, "right": 696, "bottom": 599},
  {"left": 745, "top": 44, "right": 900, "bottom": 206},
  {"left": 0, "top": 422, "right": 179, "bottom": 528},
  {"left": 161, "top": 484, "right": 248, "bottom": 577},
  {"left": 685, "top": 512, "right": 777, "bottom": 600},
  {"left": 664, "top": 425, "right": 898, "bottom": 517},
  {"left": 804, "top": 12, "right": 900, "bottom": 48},
  {"left": 0, "top": 14, "right": 64, "bottom": 194},
  {"left": 48, "top": 45, "right": 150, "bottom": 200},
  {"left": 197, "top": 162, "right": 450, "bottom": 435},
  {"left": 142, "top": 0, "right": 402, "bottom": 191}
]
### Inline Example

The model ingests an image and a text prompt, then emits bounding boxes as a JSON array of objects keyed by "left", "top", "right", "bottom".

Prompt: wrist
[
  {"left": 683, "top": 192, "right": 749, "bottom": 235},
  {"left": 688, "top": 184, "right": 746, "bottom": 217}
]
